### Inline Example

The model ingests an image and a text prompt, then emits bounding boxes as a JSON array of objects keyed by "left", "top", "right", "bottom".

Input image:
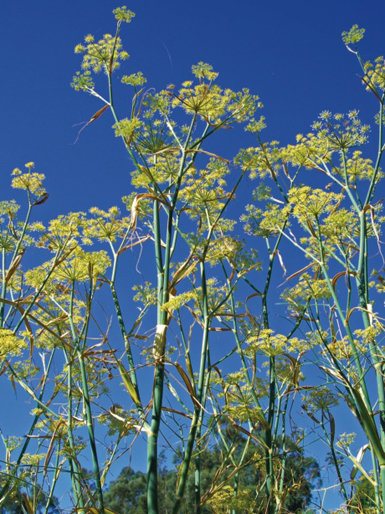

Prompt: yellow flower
[{"left": 0, "top": 329, "right": 26, "bottom": 359}]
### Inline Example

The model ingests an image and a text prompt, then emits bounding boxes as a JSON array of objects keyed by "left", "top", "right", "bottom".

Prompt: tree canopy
[{"left": 104, "top": 432, "right": 320, "bottom": 513}]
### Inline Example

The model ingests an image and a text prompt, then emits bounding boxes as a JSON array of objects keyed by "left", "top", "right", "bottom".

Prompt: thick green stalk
[
  {"left": 353, "top": 149, "right": 385, "bottom": 437},
  {"left": 147, "top": 325, "right": 167, "bottom": 514},
  {"left": 0, "top": 249, "right": 6, "bottom": 327},
  {"left": 172, "top": 262, "right": 210, "bottom": 513},
  {"left": 265, "top": 358, "right": 275, "bottom": 513},
  {"left": 146, "top": 203, "right": 167, "bottom": 514},
  {"left": 356, "top": 213, "right": 385, "bottom": 430},
  {"left": 355, "top": 220, "right": 385, "bottom": 510},
  {"left": 194, "top": 369, "right": 211, "bottom": 514},
  {"left": 77, "top": 353, "right": 105, "bottom": 511},
  {"left": 147, "top": 114, "right": 198, "bottom": 514},
  {"left": 275, "top": 394, "right": 289, "bottom": 514},
  {"left": 147, "top": 205, "right": 171, "bottom": 513}
]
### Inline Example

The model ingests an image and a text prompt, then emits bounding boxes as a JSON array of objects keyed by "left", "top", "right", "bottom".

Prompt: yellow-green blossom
[{"left": 0, "top": 329, "right": 26, "bottom": 359}]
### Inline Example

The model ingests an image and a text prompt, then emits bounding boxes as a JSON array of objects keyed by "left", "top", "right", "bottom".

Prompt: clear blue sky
[
  {"left": 2, "top": 0, "right": 384, "bottom": 217},
  {"left": 1, "top": 1, "right": 385, "bottom": 510}
]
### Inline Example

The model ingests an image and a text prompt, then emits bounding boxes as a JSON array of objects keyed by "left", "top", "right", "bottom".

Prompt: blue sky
[
  {"left": 1, "top": 0, "right": 385, "bottom": 510},
  {"left": 2, "top": 0, "right": 385, "bottom": 217}
]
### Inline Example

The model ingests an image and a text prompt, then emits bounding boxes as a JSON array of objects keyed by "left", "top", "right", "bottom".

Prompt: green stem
[
  {"left": 275, "top": 394, "right": 289, "bottom": 513},
  {"left": 68, "top": 281, "right": 104, "bottom": 512},
  {"left": 261, "top": 233, "right": 285, "bottom": 513},
  {"left": 0, "top": 350, "right": 56, "bottom": 505},
  {"left": 64, "top": 350, "right": 84, "bottom": 511},
  {"left": 365, "top": 99, "right": 384, "bottom": 206},
  {"left": 194, "top": 369, "right": 211, "bottom": 514},
  {"left": 0, "top": 249, "right": 7, "bottom": 327},
  {"left": 109, "top": 280, "right": 145, "bottom": 420},
  {"left": 172, "top": 262, "right": 210, "bottom": 513},
  {"left": 323, "top": 412, "right": 349, "bottom": 503},
  {"left": 44, "top": 450, "right": 62, "bottom": 514}
]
